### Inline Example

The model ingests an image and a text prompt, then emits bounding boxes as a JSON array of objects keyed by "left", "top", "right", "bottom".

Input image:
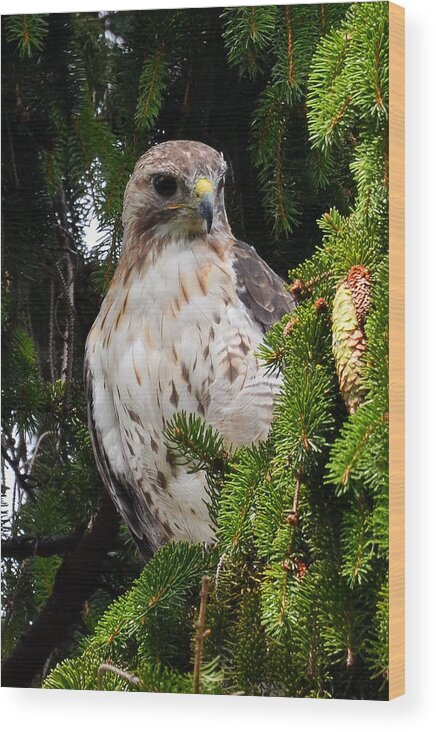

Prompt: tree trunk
[{"left": 1, "top": 494, "right": 120, "bottom": 688}]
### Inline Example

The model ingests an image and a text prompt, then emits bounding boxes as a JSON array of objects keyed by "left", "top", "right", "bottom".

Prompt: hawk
[{"left": 85, "top": 140, "right": 295, "bottom": 557}]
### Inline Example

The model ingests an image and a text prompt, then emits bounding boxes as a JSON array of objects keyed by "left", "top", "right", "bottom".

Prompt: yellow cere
[{"left": 194, "top": 178, "right": 213, "bottom": 199}]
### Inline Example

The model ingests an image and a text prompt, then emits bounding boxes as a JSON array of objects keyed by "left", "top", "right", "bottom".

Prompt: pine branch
[
  {"left": 193, "top": 576, "right": 212, "bottom": 694},
  {"left": 1, "top": 447, "right": 35, "bottom": 499},
  {"left": 163, "top": 412, "right": 225, "bottom": 474},
  {"left": 222, "top": 6, "right": 277, "bottom": 79},
  {"left": 135, "top": 47, "right": 168, "bottom": 132},
  {"left": 283, "top": 6, "right": 295, "bottom": 88},
  {"left": 4, "top": 14, "right": 49, "bottom": 58}
]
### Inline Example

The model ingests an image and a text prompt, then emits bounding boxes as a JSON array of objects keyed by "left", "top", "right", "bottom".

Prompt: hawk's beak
[{"left": 195, "top": 178, "right": 214, "bottom": 233}]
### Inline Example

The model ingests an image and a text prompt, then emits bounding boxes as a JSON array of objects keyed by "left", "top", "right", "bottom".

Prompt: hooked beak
[{"left": 195, "top": 178, "right": 214, "bottom": 233}]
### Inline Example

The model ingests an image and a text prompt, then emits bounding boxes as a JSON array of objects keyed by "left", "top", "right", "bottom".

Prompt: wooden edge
[{"left": 388, "top": 1, "right": 405, "bottom": 701}]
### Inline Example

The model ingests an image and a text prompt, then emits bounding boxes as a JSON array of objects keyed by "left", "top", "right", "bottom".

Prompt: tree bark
[
  {"left": 1, "top": 494, "right": 120, "bottom": 688},
  {"left": 2, "top": 531, "right": 125, "bottom": 560},
  {"left": 2, "top": 533, "right": 82, "bottom": 560}
]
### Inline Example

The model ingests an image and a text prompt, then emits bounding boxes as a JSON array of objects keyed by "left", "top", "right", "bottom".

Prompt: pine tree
[{"left": 2, "top": 4, "right": 389, "bottom": 697}]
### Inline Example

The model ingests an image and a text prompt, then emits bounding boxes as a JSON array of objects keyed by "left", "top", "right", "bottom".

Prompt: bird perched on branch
[{"left": 85, "top": 141, "right": 295, "bottom": 557}]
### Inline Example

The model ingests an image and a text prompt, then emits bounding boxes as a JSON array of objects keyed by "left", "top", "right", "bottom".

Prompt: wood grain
[{"left": 388, "top": 1, "right": 405, "bottom": 701}]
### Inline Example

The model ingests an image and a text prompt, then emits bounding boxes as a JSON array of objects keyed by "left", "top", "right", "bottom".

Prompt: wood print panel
[{"left": 1, "top": 2, "right": 405, "bottom": 698}]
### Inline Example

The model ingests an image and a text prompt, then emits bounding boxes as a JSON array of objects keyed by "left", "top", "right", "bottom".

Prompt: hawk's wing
[
  {"left": 202, "top": 239, "right": 297, "bottom": 447},
  {"left": 232, "top": 239, "right": 296, "bottom": 330},
  {"left": 84, "top": 361, "right": 163, "bottom": 559}
]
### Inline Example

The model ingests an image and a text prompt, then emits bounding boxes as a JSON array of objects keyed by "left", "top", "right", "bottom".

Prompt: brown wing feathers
[{"left": 232, "top": 239, "right": 296, "bottom": 330}]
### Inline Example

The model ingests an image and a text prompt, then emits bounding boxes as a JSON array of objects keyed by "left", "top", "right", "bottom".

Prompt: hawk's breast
[{"left": 86, "top": 240, "right": 282, "bottom": 545}]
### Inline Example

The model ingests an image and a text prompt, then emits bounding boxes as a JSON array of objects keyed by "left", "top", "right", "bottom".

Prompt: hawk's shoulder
[{"left": 231, "top": 239, "right": 296, "bottom": 332}]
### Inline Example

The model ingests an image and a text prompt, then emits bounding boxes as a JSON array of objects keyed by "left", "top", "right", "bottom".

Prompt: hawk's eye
[{"left": 153, "top": 174, "right": 178, "bottom": 198}]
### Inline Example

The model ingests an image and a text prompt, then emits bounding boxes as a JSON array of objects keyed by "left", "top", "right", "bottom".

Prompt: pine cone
[
  {"left": 286, "top": 510, "right": 298, "bottom": 526},
  {"left": 295, "top": 558, "right": 308, "bottom": 580},
  {"left": 314, "top": 297, "right": 329, "bottom": 314},
  {"left": 332, "top": 268, "right": 371, "bottom": 413},
  {"left": 290, "top": 279, "right": 303, "bottom": 299},
  {"left": 346, "top": 265, "right": 371, "bottom": 329}
]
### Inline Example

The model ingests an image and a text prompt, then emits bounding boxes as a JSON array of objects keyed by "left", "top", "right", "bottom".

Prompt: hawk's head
[{"left": 122, "top": 141, "right": 230, "bottom": 247}]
